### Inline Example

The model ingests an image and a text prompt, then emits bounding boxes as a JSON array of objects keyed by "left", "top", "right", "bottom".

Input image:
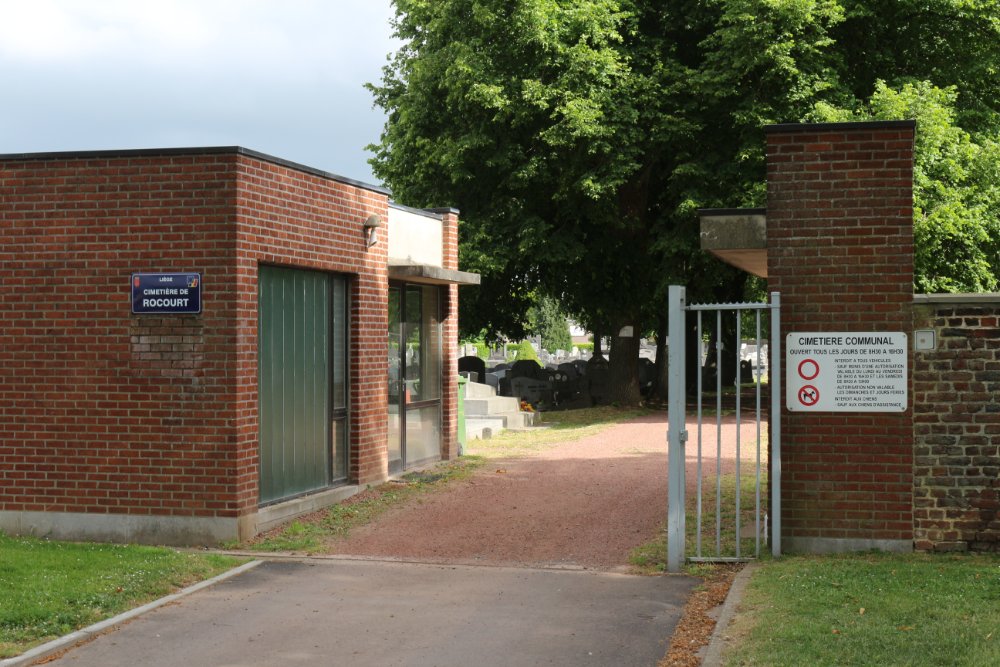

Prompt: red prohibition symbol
[
  {"left": 798, "top": 385, "right": 820, "bottom": 407},
  {"left": 798, "top": 358, "right": 820, "bottom": 381}
]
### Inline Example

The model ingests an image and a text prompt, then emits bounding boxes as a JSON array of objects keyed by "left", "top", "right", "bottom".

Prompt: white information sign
[{"left": 786, "top": 332, "right": 907, "bottom": 412}]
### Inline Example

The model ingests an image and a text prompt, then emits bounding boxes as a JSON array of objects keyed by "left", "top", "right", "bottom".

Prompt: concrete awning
[
  {"left": 699, "top": 208, "right": 768, "bottom": 278},
  {"left": 388, "top": 261, "right": 481, "bottom": 286}
]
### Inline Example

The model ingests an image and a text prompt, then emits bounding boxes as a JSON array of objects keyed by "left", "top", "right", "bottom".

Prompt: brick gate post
[{"left": 766, "top": 120, "right": 915, "bottom": 553}]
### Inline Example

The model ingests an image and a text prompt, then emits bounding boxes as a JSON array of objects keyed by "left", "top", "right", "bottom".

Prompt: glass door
[{"left": 387, "top": 283, "right": 442, "bottom": 472}]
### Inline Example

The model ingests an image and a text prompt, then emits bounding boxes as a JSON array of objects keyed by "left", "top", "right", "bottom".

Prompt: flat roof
[{"left": 0, "top": 146, "right": 391, "bottom": 196}]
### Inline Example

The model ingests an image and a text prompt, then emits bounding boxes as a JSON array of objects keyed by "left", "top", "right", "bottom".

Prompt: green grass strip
[
  {"left": 247, "top": 457, "right": 486, "bottom": 553},
  {"left": 0, "top": 533, "right": 241, "bottom": 658},
  {"left": 725, "top": 552, "right": 1000, "bottom": 666},
  {"left": 629, "top": 470, "right": 768, "bottom": 574}
]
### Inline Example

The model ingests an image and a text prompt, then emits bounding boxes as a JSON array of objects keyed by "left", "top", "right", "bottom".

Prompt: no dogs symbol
[{"left": 798, "top": 385, "right": 820, "bottom": 407}]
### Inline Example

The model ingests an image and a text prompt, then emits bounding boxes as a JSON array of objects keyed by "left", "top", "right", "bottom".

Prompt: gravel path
[{"left": 327, "top": 412, "right": 763, "bottom": 571}]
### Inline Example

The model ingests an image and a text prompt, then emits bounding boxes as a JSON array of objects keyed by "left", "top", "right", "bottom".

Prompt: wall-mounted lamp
[{"left": 363, "top": 214, "right": 384, "bottom": 249}]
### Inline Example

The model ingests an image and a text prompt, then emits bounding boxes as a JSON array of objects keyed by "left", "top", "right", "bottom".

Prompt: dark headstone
[
  {"left": 510, "top": 359, "right": 543, "bottom": 380},
  {"left": 459, "top": 355, "right": 486, "bottom": 383},
  {"left": 587, "top": 365, "right": 610, "bottom": 405},
  {"left": 638, "top": 358, "right": 655, "bottom": 396}
]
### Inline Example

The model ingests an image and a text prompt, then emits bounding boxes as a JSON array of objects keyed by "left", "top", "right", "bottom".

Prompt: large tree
[{"left": 369, "top": 0, "right": 1000, "bottom": 404}]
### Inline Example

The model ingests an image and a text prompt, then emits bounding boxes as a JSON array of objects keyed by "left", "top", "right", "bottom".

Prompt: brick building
[{"left": 0, "top": 147, "right": 477, "bottom": 545}]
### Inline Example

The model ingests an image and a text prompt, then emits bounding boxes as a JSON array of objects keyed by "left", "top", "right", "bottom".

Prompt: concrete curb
[
  {"left": 700, "top": 563, "right": 757, "bottom": 667},
  {"left": 209, "top": 549, "right": 595, "bottom": 571},
  {"left": 1, "top": 560, "right": 263, "bottom": 667}
]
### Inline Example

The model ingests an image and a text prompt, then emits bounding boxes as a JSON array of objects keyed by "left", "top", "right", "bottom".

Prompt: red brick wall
[
  {"left": 766, "top": 121, "right": 916, "bottom": 549},
  {"left": 913, "top": 297, "right": 1000, "bottom": 552},
  {"left": 0, "top": 152, "right": 243, "bottom": 520}
]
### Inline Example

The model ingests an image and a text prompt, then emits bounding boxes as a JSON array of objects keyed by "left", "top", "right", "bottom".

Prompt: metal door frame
[{"left": 667, "top": 285, "right": 781, "bottom": 572}]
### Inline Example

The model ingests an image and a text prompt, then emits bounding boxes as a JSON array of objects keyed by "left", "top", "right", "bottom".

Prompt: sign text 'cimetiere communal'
[
  {"left": 131, "top": 273, "right": 202, "bottom": 314},
  {"left": 786, "top": 332, "right": 907, "bottom": 412}
]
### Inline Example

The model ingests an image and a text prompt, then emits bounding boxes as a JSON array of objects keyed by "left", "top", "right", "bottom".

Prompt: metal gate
[{"left": 667, "top": 285, "right": 781, "bottom": 572}]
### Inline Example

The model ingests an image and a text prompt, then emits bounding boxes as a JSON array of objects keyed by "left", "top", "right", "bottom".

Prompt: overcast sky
[{"left": 0, "top": 0, "right": 397, "bottom": 185}]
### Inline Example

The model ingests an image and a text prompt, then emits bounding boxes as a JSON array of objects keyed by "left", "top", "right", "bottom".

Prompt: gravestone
[
  {"left": 458, "top": 355, "right": 486, "bottom": 384},
  {"left": 510, "top": 359, "right": 543, "bottom": 381}
]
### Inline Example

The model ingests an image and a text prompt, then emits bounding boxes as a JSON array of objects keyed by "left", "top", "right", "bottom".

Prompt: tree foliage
[
  {"left": 884, "top": 85, "right": 1000, "bottom": 293},
  {"left": 528, "top": 295, "right": 573, "bottom": 353},
  {"left": 813, "top": 81, "right": 1000, "bottom": 292},
  {"left": 833, "top": 0, "right": 1000, "bottom": 133},
  {"left": 508, "top": 340, "right": 539, "bottom": 363},
  {"left": 369, "top": 0, "right": 1000, "bottom": 403}
]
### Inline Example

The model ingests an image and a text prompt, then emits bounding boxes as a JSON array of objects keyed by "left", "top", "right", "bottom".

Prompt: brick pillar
[
  {"left": 767, "top": 120, "right": 915, "bottom": 553},
  {"left": 434, "top": 208, "right": 461, "bottom": 460},
  {"left": 352, "top": 203, "right": 390, "bottom": 485}
]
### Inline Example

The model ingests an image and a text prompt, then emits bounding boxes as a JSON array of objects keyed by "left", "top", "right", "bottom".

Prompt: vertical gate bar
[
  {"left": 696, "top": 312, "right": 704, "bottom": 558},
  {"left": 735, "top": 311, "right": 742, "bottom": 559},
  {"left": 667, "top": 286, "right": 687, "bottom": 573},
  {"left": 755, "top": 309, "right": 762, "bottom": 558},
  {"left": 770, "top": 292, "right": 782, "bottom": 557},
  {"left": 715, "top": 310, "right": 722, "bottom": 556}
]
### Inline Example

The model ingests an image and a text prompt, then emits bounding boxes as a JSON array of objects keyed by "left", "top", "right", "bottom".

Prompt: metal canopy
[{"left": 388, "top": 261, "right": 481, "bottom": 286}]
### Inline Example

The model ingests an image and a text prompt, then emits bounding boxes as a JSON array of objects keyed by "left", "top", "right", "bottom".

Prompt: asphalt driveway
[{"left": 44, "top": 558, "right": 695, "bottom": 667}]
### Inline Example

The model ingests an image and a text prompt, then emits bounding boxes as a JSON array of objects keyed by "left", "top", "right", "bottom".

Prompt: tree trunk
[
  {"left": 592, "top": 330, "right": 605, "bottom": 359},
  {"left": 654, "top": 308, "right": 703, "bottom": 401},
  {"left": 608, "top": 324, "right": 641, "bottom": 406}
]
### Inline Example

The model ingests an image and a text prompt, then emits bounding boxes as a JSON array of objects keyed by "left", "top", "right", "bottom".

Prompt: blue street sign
[{"left": 131, "top": 273, "right": 202, "bottom": 314}]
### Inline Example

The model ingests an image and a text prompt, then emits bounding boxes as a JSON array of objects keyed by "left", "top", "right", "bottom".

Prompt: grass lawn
[
  {"left": 0, "top": 533, "right": 242, "bottom": 658},
  {"left": 467, "top": 405, "right": 653, "bottom": 459},
  {"left": 724, "top": 552, "right": 1000, "bottom": 666},
  {"left": 248, "top": 406, "right": 653, "bottom": 552}
]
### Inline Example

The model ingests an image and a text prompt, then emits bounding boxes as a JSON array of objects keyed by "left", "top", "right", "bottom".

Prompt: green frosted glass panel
[{"left": 258, "top": 266, "right": 331, "bottom": 504}]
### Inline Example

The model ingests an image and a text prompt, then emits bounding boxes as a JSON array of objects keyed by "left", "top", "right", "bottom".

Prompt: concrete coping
[
  {"left": 389, "top": 202, "right": 446, "bottom": 220},
  {"left": 765, "top": 119, "right": 916, "bottom": 134},
  {"left": 388, "top": 261, "right": 481, "bottom": 286},
  {"left": 913, "top": 292, "right": 1000, "bottom": 306}
]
